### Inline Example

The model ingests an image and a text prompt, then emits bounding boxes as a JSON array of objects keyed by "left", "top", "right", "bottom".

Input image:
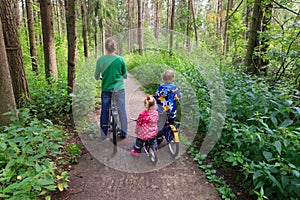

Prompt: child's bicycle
[
  {"left": 130, "top": 118, "right": 158, "bottom": 165},
  {"left": 157, "top": 112, "right": 180, "bottom": 158},
  {"left": 142, "top": 138, "right": 158, "bottom": 164}
]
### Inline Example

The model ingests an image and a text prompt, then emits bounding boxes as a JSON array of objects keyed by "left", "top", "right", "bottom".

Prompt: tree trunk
[
  {"left": 186, "top": 0, "right": 192, "bottom": 51},
  {"left": 154, "top": 0, "right": 160, "bottom": 39},
  {"left": 245, "top": 0, "right": 262, "bottom": 75},
  {"left": 65, "top": 0, "right": 77, "bottom": 95},
  {"left": 217, "top": 0, "right": 223, "bottom": 49},
  {"left": 81, "top": 2, "right": 89, "bottom": 58},
  {"left": 54, "top": 0, "right": 62, "bottom": 39},
  {"left": 258, "top": 2, "right": 273, "bottom": 75},
  {"left": 223, "top": 0, "right": 233, "bottom": 55},
  {"left": 245, "top": 0, "right": 250, "bottom": 39},
  {"left": 99, "top": 17, "right": 105, "bottom": 55},
  {"left": 26, "top": 0, "right": 38, "bottom": 74},
  {"left": 137, "top": 0, "right": 143, "bottom": 55},
  {"left": 169, "top": 0, "right": 175, "bottom": 52},
  {"left": 0, "top": 19, "right": 17, "bottom": 126},
  {"left": 128, "top": 0, "right": 132, "bottom": 51},
  {"left": 57, "top": 0, "right": 66, "bottom": 34},
  {"left": 94, "top": 4, "right": 98, "bottom": 58},
  {"left": 191, "top": 1, "right": 198, "bottom": 47},
  {"left": 0, "top": 0, "right": 30, "bottom": 106},
  {"left": 39, "top": 0, "right": 58, "bottom": 81}
]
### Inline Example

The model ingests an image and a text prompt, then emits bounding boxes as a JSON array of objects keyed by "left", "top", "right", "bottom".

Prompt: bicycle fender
[
  {"left": 173, "top": 130, "right": 180, "bottom": 142},
  {"left": 169, "top": 125, "right": 180, "bottom": 142}
]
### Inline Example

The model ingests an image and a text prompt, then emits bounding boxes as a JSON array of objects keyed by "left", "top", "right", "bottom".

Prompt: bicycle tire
[
  {"left": 112, "top": 115, "right": 117, "bottom": 146},
  {"left": 167, "top": 129, "right": 179, "bottom": 158},
  {"left": 148, "top": 146, "right": 158, "bottom": 164}
]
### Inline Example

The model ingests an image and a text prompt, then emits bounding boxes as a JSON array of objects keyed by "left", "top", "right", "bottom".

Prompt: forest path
[{"left": 52, "top": 75, "right": 220, "bottom": 200}]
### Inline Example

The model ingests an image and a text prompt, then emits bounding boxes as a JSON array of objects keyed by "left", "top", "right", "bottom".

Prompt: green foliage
[
  {"left": 211, "top": 69, "right": 300, "bottom": 199},
  {"left": 0, "top": 109, "right": 69, "bottom": 199},
  {"left": 127, "top": 52, "right": 299, "bottom": 199},
  {"left": 188, "top": 146, "right": 237, "bottom": 200},
  {"left": 25, "top": 75, "right": 72, "bottom": 123},
  {"left": 68, "top": 144, "right": 82, "bottom": 163}
]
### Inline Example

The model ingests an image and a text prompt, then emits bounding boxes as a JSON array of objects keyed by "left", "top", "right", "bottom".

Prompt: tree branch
[
  {"left": 271, "top": 0, "right": 299, "bottom": 15},
  {"left": 223, "top": 0, "right": 244, "bottom": 23}
]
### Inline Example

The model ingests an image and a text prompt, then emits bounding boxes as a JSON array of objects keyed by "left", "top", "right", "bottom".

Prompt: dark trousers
[{"left": 133, "top": 137, "right": 158, "bottom": 152}]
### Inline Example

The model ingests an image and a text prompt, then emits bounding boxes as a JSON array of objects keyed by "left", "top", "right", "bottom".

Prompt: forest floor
[{"left": 50, "top": 76, "right": 252, "bottom": 200}]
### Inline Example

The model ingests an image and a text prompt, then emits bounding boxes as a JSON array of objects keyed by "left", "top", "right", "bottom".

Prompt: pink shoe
[{"left": 130, "top": 149, "right": 140, "bottom": 157}]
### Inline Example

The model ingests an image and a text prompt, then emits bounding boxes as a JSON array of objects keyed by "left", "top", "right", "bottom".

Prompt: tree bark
[
  {"left": 191, "top": 1, "right": 198, "bottom": 47},
  {"left": 26, "top": 0, "right": 38, "bottom": 74},
  {"left": 169, "top": 0, "right": 175, "bottom": 52},
  {"left": 217, "top": 0, "right": 223, "bottom": 50},
  {"left": 138, "top": 0, "right": 143, "bottom": 55},
  {"left": 154, "top": 0, "right": 160, "bottom": 39},
  {"left": 186, "top": 0, "right": 192, "bottom": 51},
  {"left": 223, "top": 0, "right": 233, "bottom": 55},
  {"left": 245, "top": 0, "right": 262, "bottom": 75},
  {"left": 128, "top": 0, "right": 132, "bottom": 51},
  {"left": 258, "top": 2, "right": 273, "bottom": 75},
  {"left": 0, "top": 19, "right": 17, "bottom": 126},
  {"left": 65, "top": 0, "right": 77, "bottom": 95},
  {"left": 81, "top": 1, "right": 89, "bottom": 58},
  {"left": 0, "top": 0, "right": 30, "bottom": 106},
  {"left": 39, "top": 0, "right": 58, "bottom": 81},
  {"left": 94, "top": 3, "right": 98, "bottom": 58}
]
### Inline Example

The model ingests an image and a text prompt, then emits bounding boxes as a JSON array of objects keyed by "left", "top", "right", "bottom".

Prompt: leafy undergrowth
[{"left": 126, "top": 52, "right": 300, "bottom": 200}]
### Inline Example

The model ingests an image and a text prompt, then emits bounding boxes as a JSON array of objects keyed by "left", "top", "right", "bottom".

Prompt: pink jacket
[{"left": 135, "top": 110, "right": 159, "bottom": 140}]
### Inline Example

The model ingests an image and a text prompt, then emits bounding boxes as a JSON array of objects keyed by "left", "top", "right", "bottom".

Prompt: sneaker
[
  {"left": 120, "top": 135, "right": 127, "bottom": 139},
  {"left": 130, "top": 149, "right": 140, "bottom": 157}
]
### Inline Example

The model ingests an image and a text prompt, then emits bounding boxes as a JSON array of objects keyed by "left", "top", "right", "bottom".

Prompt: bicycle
[
  {"left": 130, "top": 118, "right": 158, "bottom": 165},
  {"left": 143, "top": 138, "right": 158, "bottom": 164},
  {"left": 157, "top": 112, "right": 180, "bottom": 158},
  {"left": 108, "top": 90, "right": 121, "bottom": 146}
]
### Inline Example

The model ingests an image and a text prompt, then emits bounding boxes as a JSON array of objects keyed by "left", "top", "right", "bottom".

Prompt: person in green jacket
[{"left": 94, "top": 38, "right": 128, "bottom": 139}]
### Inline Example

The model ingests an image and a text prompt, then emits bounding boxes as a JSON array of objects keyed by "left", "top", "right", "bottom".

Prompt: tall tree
[
  {"left": 169, "top": 0, "right": 175, "bottom": 52},
  {"left": 81, "top": 1, "right": 89, "bottom": 58},
  {"left": 154, "top": 0, "right": 160, "bottom": 39},
  {"left": 26, "top": 0, "right": 38, "bottom": 74},
  {"left": 39, "top": 0, "right": 58, "bottom": 81},
  {"left": 191, "top": 1, "right": 199, "bottom": 46},
  {"left": 217, "top": 0, "right": 223, "bottom": 49},
  {"left": 54, "top": 0, "right": 62, "bottom": 39},
  {"left": 0, "top": 0, "right": 30, "bottom": 106},
  {"left": 94, "top": 2, "right": 98, "bottom": 58},
  {"left": 223, "top": 0, "right": 233, "bottom": 55},
  {"left": 128, "top": 0, "right": 133, "bottom": 51},
  {"left": 245, "top": 0, "right": 263, "bottom": 75},
  {"left": 137, "top": 0, "right": 143, "bottom": 54},
  {"left": 0, "top": 18, "right": 17, "bottom": 126},
  {"left": 257, "top": 2, "right": 273, "bottom": 75},
  {"left": 65, "top": 0, "right": 77, "bottom": 95},
  {"left": 186, "top": 0, "right": 192, "bottom": 51}
]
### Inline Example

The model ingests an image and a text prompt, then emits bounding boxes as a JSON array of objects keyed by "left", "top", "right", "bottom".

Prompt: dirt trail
[{"left": 53, "top": 75, "right": 221, "bottom": 200}]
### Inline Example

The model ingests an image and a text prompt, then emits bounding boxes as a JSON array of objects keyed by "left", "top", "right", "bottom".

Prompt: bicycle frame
[{"left": 157, "top": 112, "right": 180, "bottom": 158}]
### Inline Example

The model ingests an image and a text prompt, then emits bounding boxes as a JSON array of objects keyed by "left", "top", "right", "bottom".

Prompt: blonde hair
[
  {"left": 105, "top": 38, "right": 117, "bottom": 53},
  {"left": 162, "top": 69, "right": 175, "bottom": 84},
  {"left": 144, "top": 95, "right": 156, "bottom": 110}
]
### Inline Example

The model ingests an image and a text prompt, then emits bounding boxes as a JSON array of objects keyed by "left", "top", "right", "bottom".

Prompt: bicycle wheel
[
  {"left": 167, "top": 129, "right": 179, "bottom": 158},
  {"left": 111, "top": 114, "right": 117, "bottom": 146},
  {"left": 148, "top": 146, "right": 158, "bottom": 164}
]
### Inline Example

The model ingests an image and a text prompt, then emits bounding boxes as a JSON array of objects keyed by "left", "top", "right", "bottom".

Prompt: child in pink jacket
[{"left": 130, "top": 95, "right": 159, "bottom": 157}]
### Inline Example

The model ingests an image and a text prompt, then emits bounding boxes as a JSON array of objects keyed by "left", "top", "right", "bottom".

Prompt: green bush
[{"left": 0, "top": 109, "right": 69, "bottom": 199}]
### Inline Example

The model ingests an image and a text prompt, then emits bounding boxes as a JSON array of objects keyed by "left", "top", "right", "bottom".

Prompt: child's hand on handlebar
[{"left": 130, "top": 117, "right": 137, "bottom": 121}]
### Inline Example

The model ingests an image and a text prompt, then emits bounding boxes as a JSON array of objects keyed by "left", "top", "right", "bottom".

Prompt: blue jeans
[{"left": 100, "top": 89, "right": 128, "bottom": 137}]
